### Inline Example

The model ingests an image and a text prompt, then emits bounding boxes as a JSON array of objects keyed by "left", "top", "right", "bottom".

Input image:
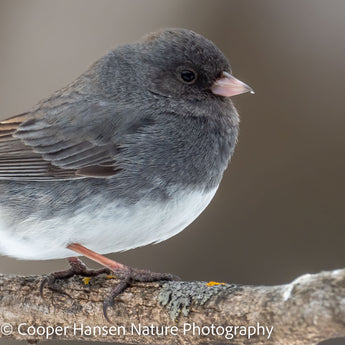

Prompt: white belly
[{"left": 0, "top": 187, "right": 218, "bottom": 260}]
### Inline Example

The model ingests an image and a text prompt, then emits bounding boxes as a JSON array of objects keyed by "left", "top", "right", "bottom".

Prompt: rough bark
[{"left": 0, "top": 269, "right": 344, "bottom": 344}]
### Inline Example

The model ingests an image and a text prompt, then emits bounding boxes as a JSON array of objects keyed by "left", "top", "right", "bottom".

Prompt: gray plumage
[{"left": 0, "top": 28, "right": 243, "bottom": 260}]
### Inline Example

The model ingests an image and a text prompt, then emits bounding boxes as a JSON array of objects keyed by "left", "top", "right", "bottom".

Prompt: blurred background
[{"left": 0, "top": 1, "right": 344, "bottom": 344}]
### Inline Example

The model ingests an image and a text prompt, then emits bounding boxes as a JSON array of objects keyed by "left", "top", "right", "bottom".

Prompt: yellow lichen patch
[
  {"left": 106, "top": 275, "right": 117, "bottom": 279},
  {"left": 206, "top": 281, "right": 226, "bottom": 287},
  {"left": 82, "top": 277, "right": 91, "bottom": 285}
]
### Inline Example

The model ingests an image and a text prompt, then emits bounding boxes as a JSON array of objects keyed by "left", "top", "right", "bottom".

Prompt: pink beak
[{"left": 211, "top": 71, "right": 254, "bottom": 97}]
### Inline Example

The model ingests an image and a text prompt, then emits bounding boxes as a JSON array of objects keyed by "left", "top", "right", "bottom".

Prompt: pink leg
[{"left": 67, "top": 243, "right": 125, "bottom": 271}]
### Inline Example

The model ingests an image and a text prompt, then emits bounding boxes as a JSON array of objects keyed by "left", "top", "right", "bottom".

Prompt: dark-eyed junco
[{"left": 0, "top": 28, "right": 252, "bottom": 319}]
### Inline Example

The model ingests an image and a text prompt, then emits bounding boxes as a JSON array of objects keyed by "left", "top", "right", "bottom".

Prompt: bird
[{"left": 0, "top": 28, "right": 253, "bottom": 320}]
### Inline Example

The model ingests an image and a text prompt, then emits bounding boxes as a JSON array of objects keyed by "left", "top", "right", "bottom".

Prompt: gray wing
[{"left": 0, "top": 101, "right": 125, "bottom": 181}]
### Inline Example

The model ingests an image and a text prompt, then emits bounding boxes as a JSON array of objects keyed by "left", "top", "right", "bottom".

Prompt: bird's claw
[
  {"left": 102, "top": 267, "right": 180, "bottom": 323},
  {"left": 40, "top": 257, "right": 112, "bottom": 300}
]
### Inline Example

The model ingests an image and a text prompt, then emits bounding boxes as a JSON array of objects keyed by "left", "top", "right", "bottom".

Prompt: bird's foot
[
  {"left": 40, "top": 256, "right": 112, "bottom": 299},
  {"left": 41, "top": 243, "right": 180, "bottom": 323},
  {"left": 65, "top": 243, "right": 180, "bottom": 322},
  {"left": 103, "top": 266, "right": 180, "bottom": 323}
]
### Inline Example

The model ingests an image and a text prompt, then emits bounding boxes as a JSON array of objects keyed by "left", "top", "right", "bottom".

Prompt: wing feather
[{"left": 0, "top": 104, "right": 121, "bottom": 180}]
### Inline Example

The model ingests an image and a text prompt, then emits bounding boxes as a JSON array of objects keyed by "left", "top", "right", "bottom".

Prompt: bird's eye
[{"left": 180, "top": 69, "right": 196, "bottom": 84}]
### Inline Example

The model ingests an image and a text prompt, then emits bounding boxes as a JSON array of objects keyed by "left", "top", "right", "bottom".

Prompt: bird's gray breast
[{"left": 113, "top": 110, "right": 238, "bottom": 200}]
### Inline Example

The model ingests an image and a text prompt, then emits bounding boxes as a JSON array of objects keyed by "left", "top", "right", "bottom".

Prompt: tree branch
[{"left": 0, "top": 269, "right": 344, "bottom": 344}]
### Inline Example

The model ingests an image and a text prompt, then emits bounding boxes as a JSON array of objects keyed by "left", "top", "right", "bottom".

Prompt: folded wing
[{"left": 0, "top": 100, "right": 122, "bottom": 181}]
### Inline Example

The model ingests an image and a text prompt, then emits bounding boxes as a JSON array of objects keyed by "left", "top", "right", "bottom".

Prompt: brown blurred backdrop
[{"left": 0, "top": 1, "right": 344, "bottom": 345}]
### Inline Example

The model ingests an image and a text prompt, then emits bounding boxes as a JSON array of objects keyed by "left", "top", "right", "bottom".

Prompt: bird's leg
[
  {"left": 40, "top": 256, "right": 112, "bottom": 299},
  {"left": 67, "top": 243, "right": 126, "bottom": 271},
  {"left": 67, "top": 243, "right": 180, "bottom": 322}
]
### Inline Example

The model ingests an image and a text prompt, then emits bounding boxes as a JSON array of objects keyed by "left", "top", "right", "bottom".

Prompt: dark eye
[{"left": 180, "top": 70, "right": 196, "bottom": 84}]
